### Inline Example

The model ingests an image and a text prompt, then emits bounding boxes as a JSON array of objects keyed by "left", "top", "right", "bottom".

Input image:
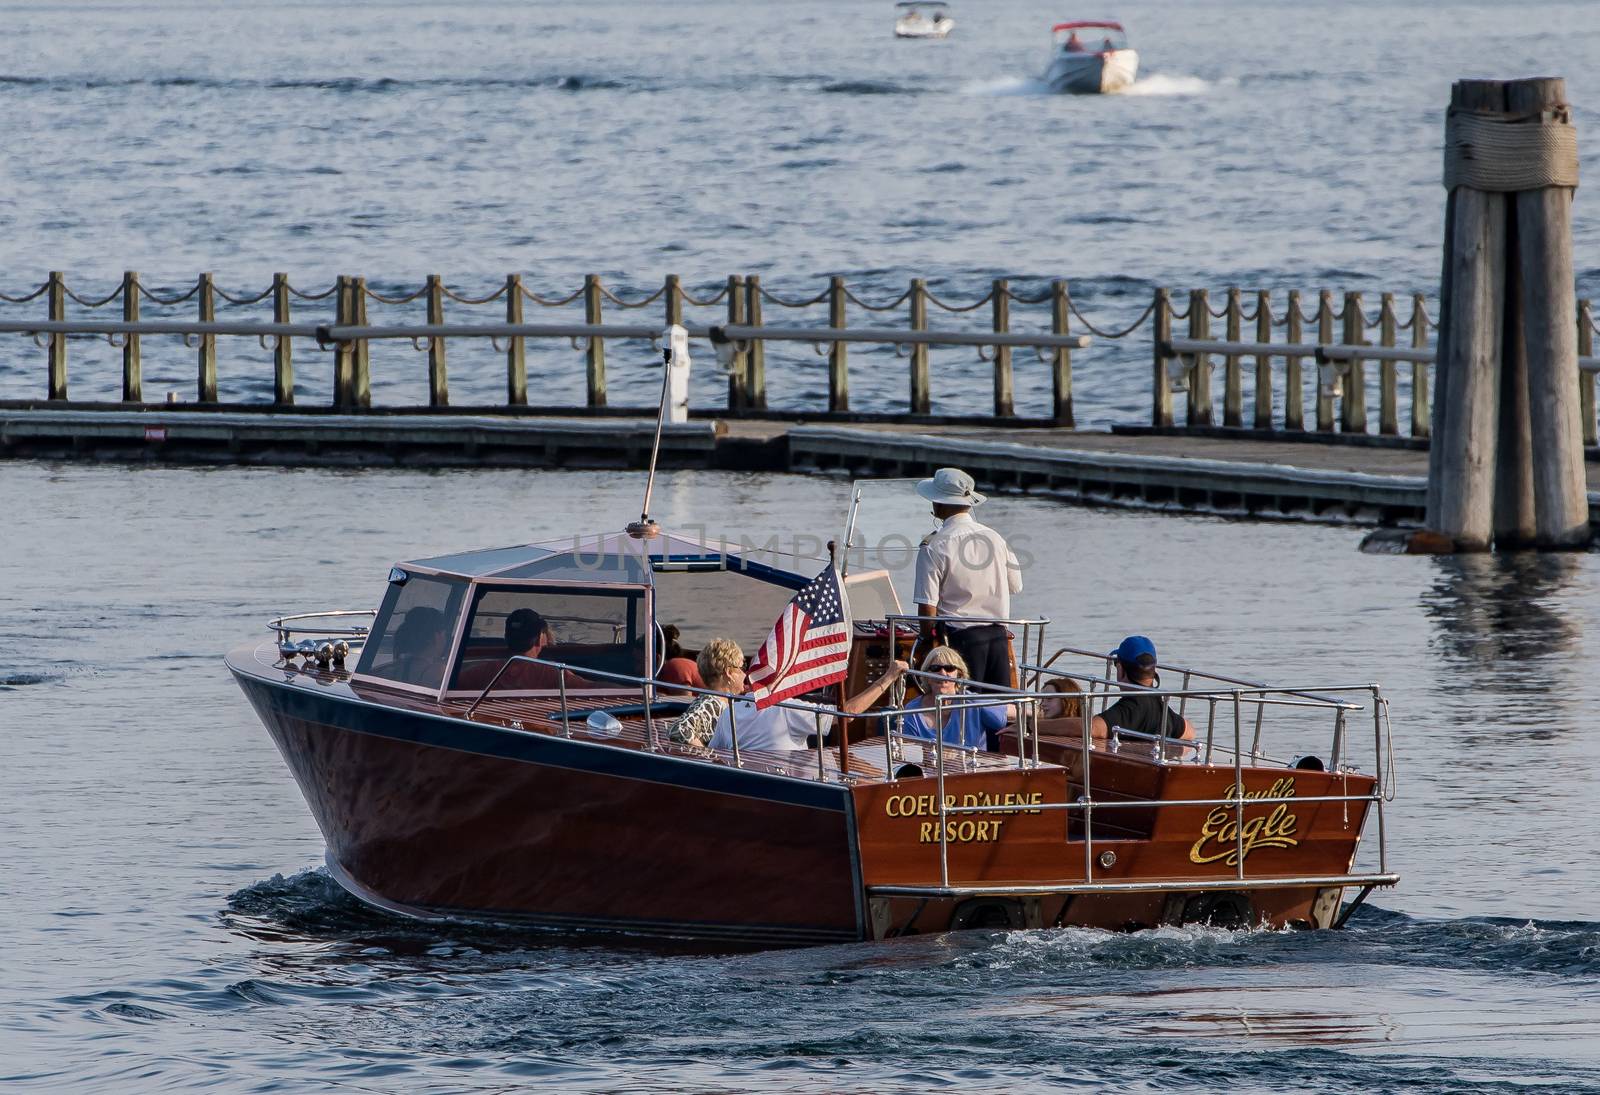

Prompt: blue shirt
[{"left": 898, "top": 693, "right": 1008, "bottom": 749}]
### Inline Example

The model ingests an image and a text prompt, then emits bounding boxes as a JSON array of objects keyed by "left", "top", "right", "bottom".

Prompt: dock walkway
[{"left": 6, "top": 407, "right": 1599, "bottom": 529}]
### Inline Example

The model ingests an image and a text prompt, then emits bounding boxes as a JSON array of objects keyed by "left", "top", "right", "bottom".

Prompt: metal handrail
[{"left": 268, "top": 609, "right": 375, "bottom": 641}]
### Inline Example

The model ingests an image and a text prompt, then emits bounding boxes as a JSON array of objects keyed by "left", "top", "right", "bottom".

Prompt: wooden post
[
  {"left": 505, "top": 274, "right": 526, "bottom": 406},
  {"left": 1316, "top": 290, "right": 1336, "bottom": 431},
  {"left": 664, "top": 273, "right": 683, "bottom": 327},
  {"left": 272, "top": 274, "right": 293, "bottom": 406},
  {"left": 726, "top": 274, "right": 748, "bottom": 411},
  {"left": 350, "top": 276, "right": 370, "bottom": 408},
  {"left": 1050, "top": 279, "right": 1073, "bottom": 425},
  {"left": 196, "top": 273, "right": 217, "bottom": 402},
  {"left": 1151, "top": 288, "right": 1172, "bottom": 427},
  {"left": 1223, "top": 287, "right": 1243, "bottom": 427},
  {"left": 745, "top": 275, "right": 766, "bottom": 409},
  {"left": 991, "top": 279, "right": 1014, "bottom": 418},
  {"left": 1340, "top": 291, "right": 1367, "bottom": 432},
  {"left": 828, "top": 276, "right": 849, "bottom": 413},
  {"left": 1284, "top": 289, "right": 1305, "bottom": 430},
  {"left": 1580, "top": 299, "right": 1596, "bottom": 447},
  {"left": 1186, "top": 289, "right": 1212, "bottom": 426},
  {"left": 1410, "top": 293, "right": 1429, "bottom": 438},
  {"left": 1427, "top": 80, "right": 1508, "bottom": 550},
  {"left": 1377, "top": 293, "right": 1399, "bottom": 435},
  {"left": 1252, "top": 289, "right": 1272, "bottom": 428},
  {"left": 426, "top": 274, "right": 449, "bottom": 408},
  {"left": 333, "top": 276, "right": 356, "bottom": 408},
  {"left": 1507, "top": 76, "right": 1589, "bottom": 547},
  {"left": 1495, "top": 217, "right": 1536, "bottom": 548},
  {"left": 122, "top": 271, "right": 141, "bottom": 403},
  {"left": 46, "top": 272, "right": 67, "bottom": 400},
  {"left": 583, "top": 274, "right": 605, "bottom": 408},
  {"left": 909, "top": 278, "right": 930, "bottom": 415}
]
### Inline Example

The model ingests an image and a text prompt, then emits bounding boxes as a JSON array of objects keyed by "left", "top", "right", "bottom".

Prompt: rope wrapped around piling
[{"left": 1443, "top": 105, "right": 1579, "bottom": 192}]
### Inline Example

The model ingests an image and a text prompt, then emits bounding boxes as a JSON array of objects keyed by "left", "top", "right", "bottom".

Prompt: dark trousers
[{"left": 947, "top": 624, "right": 1011, "bottom": 751}]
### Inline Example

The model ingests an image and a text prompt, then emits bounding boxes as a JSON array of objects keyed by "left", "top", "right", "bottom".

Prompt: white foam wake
[
  {"left": 1122, "top": 74, "right": 1211, "bottom": 97},
  {"left": 960, "top": 75, "right": 1052, "bottom": 97}
]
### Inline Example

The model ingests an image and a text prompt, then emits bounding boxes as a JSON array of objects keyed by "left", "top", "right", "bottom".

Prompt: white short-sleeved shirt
[
  {"left": 913, "top": 512, "right": 1022, "bottom": 629},
  {"left": 710, "top": 699, "right": 834, "bottom": 753}
]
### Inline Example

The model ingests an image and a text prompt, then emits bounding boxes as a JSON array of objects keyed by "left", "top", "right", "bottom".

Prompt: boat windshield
[
  {"left": 449, "top": 584, "right": 647, "bottom": 694},
  {"left": 355, "top": 572, "right": 469, "bottom": 691},
  {"left": 1053, "top": 22, "right": 1127, "bottom": 51}
]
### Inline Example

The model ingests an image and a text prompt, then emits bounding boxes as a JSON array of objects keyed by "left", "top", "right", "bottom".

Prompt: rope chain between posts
[
  {"left": 520, "top": 284, "right": 586, "bottom": 307},
  {"left": 63, "top": 283, "right": 126, "bottom": 308},
  {"left": 841, "top": 286, "right": 914, "bottom": 311},
  {"left": 1068, "top": 296, "right": 1157, "bottom": 339},
  {"left": 598, "top": 283, "right": 668, "bottom": 308},
  {"left": 285, "top": 282, "right": 339, "bottom": 301},
  {"left": 137, "top": 281, "right": 202, "bottom": 305},
  {"left": 923, "top": 287, "right": 996, "bottom": 312},
  {"left": 364, "top": 283, "right": 430, "bottom": 305},
  {"left": 0, "top": 280, "right": 51, "bottom": 303},
  {"left": 756, "top": 285, "right": 830, "bottom": 308},
  {"left": 439, "top": 282, "right": 510, "bottom": 305},
  {"left": 212, "top": 283, "right": 276, "bottom": 306},
  {"left": 679, "top": 284, "right": 731, "bottom": 307}
]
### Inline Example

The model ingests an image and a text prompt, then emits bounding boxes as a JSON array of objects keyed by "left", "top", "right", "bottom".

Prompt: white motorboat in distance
[
  {"left": 895, "top": 2, "right": 954, "bottom": 39},
  {"left": 1042, "top": 21, "right": 1139, "bottom": 94}
]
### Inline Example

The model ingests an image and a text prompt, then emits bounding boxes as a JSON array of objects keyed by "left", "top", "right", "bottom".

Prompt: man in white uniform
[{"left": 912, "top": 468, "right": 1022, "bottom": 707}]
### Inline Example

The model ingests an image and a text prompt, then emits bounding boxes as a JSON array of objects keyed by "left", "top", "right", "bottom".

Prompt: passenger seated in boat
[
  {"left": 1063, "top": 31, "right": 1085, "bottom": 52},
  {"left": 668, "top": 638, "right": 743, "bottom": 748},
  {"left": 1101, "top": 35, "right": 1114, "bottom": 51},
  {"left": 709, "top": 658, "right": 908, "bottom": 755},
  {"left": 1039, "top": 676, "right": 1082, "bottom": 720},
  {"left": 458, "top": 608, "right": 598, "bottom": 692},
  {"left": 1091, "top": 635, "right": 1196, "bottom": 742},
  {"left": 657, "top": 656, "right": 704, "bottom": 698},
  {"left": 392, "top": 606, "right": 449, "bottom": 680},
  {"left": 900, "top": 646, "right": 1015, "bottom": 751}
]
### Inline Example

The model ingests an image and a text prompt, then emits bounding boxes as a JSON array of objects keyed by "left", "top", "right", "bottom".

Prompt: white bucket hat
[{"left": 915, "top": 467, "right": 986, "bottom": 506}]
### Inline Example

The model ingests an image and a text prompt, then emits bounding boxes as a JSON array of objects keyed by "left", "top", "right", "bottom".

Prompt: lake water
[
  {"left": 4, "top": 461, "right": 1600, "bottom": 1092},
  {"left": 0, "top": 0, "right": 1596, "bottom": 420},
  {"left": 4, "top": 1, "right": 1600, "bottom": 1090}
]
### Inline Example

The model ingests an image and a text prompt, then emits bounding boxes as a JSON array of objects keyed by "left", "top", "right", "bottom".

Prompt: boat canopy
[
  {"left": 896, "top": 2, "right": 950, "bottom": 8},
  {"left": 1052, "top": 20, "right": 1123, "bottom": 31}
]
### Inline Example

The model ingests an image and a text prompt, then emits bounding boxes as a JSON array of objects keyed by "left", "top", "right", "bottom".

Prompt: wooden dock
[{"left": 8, "top": 406, "right": 1599, "bottom": 529}]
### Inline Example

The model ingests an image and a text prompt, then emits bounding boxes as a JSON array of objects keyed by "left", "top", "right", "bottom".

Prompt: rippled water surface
[{"left": 4, "top": 461, "right": 1600, "bottom": 1091}]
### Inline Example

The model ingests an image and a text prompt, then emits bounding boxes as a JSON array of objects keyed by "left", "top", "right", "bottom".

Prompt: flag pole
[
  {"left": 627, "top": 328, "right": 685, "bottom": 540},
  {"left": 829, "top": 539, "right": 852, "bottom": 776}
]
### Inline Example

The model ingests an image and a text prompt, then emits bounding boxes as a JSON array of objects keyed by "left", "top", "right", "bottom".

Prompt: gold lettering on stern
[
  {"left": 1188, "top": 778, "right": 1301, "bottom": 866},
  {"left": 884, "top": 791, "right": 1044, "bottom": 843}
]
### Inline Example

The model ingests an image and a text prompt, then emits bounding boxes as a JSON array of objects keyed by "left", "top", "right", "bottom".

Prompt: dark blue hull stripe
[{"left": 232, "top": 666, "right": 852, "bottom": 813}]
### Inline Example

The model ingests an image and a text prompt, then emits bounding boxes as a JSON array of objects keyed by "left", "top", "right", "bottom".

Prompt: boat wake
[
  {"left": 960, "top": 76, "right": 1053, "bottom": 97},
  {"left": 1122, "top": 73, "right": 1213, "bottom": 96}
]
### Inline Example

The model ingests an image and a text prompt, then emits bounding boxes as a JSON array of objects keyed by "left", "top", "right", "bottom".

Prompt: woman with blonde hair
[
  {"left": 901, "top": 646, "right": 1014, "bottom": 750},
  {"left": 668, "top": 637, "right": 746, "bottom": 748}
]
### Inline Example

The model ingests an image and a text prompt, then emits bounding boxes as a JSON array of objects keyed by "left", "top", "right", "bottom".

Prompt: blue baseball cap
[{"left": 1111, "top": 635, "right": 1158, "bottom": 669}]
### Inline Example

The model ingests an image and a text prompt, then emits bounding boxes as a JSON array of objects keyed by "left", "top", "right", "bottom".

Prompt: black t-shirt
[{"left": 1099, "top": 691, "right": 1185, "bottom": 739}]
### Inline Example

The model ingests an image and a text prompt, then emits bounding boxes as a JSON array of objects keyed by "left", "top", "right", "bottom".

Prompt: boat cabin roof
[
  {"left": 403, "top": 530, "right": 809, "bottom": 587},
  {"left": 1052, "top": 20, "right": 1123, "bottom": 31},
  {"left": 896, "top": 2, "right": 950, "bottom": 9}
]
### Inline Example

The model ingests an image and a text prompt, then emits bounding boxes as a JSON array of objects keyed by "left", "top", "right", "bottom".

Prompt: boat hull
[
  {"left": 1042, "top": 48, "right": 1139, "bottom": 94},
  {"left": 230, "top": 662, "right": 865, "bottom": 946}
]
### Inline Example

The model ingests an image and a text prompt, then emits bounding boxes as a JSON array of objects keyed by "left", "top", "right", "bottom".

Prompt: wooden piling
[
  {"left": 1339, "top": 291, "right": 1366, "bottom": 432},
  {"left": 992, "top": 279, "right": 1014, "bottom": 418},
  {"left": 829, "top": 276, "right": 849, "bottom": 413},
  {"left": 197, "top": 273, "right": 217, "bottom": 403},
  {"left": 122, "top": 271, "right": 141, "bottom": 403},
  {"left": 1186, "top": 289, "right": 1212, "bottom": 426},
  {"left": 1253, "top": 290, "right": 1273, "bottom": 428},
  {"left": 1377, "top": 293, "right": 1398, "bottom": 435},
  {"left": 1285, "top": 289, "right": 1305, "bottom": 430},
  {"left": 350, "top": 276, "right": 371, "bottom": 409},
  {"left": 505, "top": 274, "right": 527, "bottom": 406},
  {"left": 1223, "top": 287, "right": 1242, "bottom": 427},
  {"left": 664, "top": 274, "right": 683, "bottom": 327},
  {"left": 1494, "top": 216, "right": 1536, "bottom": 548},
  {"left": 1427, "top": 80, "right": 1508, "bottom": 550},
  {"left": 1316, "top": 290, "right": 1336, "bottom": 432},
  {"left": 910, "top": 278, "right": 931, "bottom": 415},
  {"left": 583, "top": 274, "right": 605, "bottom": 409},
  {"left": 745, "top": 275, "right": 767, "bottom": 409},
  {"left": 1151, "top": 288, "right": 1173, "bottom": 428},
  {"left": 426, "top": 274, "right": 449, "bottom": 408},
  {"left": 1050, "top": 279, "right": 1073, "bottom": 426},
  {"left": 333, "top": 276, "right": 356, "bottom": 409},
  {"left": 47, "top": 271, "right": 66, "bottom": 401},
  {"left": 1506, "top": 76, "right": 1589, "bottom": 547},
  {"left": 1580, "top": 299, "right": 1596, "bottom": 446},
  {"left": 272, "top": 273, "right": 293, "bottom": 406},
  {"left": 1410, "top": 294, "right": 1430, "bottom": 438},
  {"left": 726, "top": 275, "right": 748, "bottom": 411}
]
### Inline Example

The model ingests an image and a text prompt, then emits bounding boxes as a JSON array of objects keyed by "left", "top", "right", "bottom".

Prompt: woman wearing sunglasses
[{"left": 899, "top": 646, "right": 1016, "bottom": 751}]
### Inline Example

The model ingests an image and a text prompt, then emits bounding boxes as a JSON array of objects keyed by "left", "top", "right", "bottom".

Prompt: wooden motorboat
[
  {"left": 227, "top": 531, "right": 1399, "bottom": 946},
  {"left": 895, "top": 2, "right": 954, "bottom": 39},
  {"left": 1043, "top": 20, "right": 1139, "bottom": 94}
]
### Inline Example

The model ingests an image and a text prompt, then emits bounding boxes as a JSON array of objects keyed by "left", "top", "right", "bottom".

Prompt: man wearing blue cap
[{"left": 1092, "top": 636, "right": 1195, "bottom": 741}]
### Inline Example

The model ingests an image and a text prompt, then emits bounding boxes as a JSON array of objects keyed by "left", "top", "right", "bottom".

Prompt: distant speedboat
[
  {"left": 895, "top": 2, "right": 954, "bottom": 39},
  {"left": 1042, "top": 20, "right": 1139, "bottom": 94}
]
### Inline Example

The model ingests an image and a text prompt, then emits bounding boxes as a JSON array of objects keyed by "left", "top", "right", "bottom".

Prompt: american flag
[{"left": 747, "top": 564, "right": 853, "bottom": 709}]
